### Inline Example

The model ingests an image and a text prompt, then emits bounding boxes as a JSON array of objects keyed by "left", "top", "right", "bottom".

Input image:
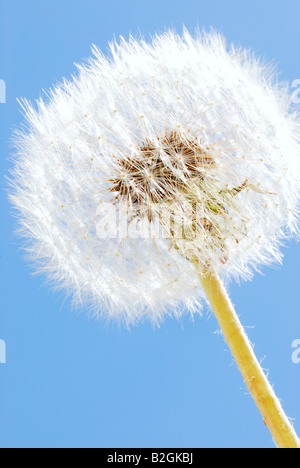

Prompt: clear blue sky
[{"left": 0, "top": 0, "right": 299, "bottom": 448}]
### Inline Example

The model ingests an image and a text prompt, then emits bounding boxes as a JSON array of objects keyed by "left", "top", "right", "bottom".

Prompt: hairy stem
[{"left": 197, "top": 268, "right": 300, "bottom": 448}]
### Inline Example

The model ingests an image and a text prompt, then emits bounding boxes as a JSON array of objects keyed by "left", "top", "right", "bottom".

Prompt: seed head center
[{"left": 109, "top": 131, "right": 215, "bottom": 220}]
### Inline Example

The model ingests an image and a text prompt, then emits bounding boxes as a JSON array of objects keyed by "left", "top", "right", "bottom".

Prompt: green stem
[{"left": 196, "top": 267, "right": 300, "bottom": 448}]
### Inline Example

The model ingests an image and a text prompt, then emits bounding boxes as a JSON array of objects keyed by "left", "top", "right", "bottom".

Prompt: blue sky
[{"left": 0, "top": 0, "right": 299, "bottom": 448}]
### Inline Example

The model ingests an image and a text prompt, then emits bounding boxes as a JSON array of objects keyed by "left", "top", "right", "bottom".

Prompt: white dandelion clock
[{"left": 10, "top": 30, "right": 300, "bottom": 447}]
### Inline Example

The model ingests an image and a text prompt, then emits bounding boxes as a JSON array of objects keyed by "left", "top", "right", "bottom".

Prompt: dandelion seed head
[{"left": 9, "top": 29, "right": 300, "bottom": 324}]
